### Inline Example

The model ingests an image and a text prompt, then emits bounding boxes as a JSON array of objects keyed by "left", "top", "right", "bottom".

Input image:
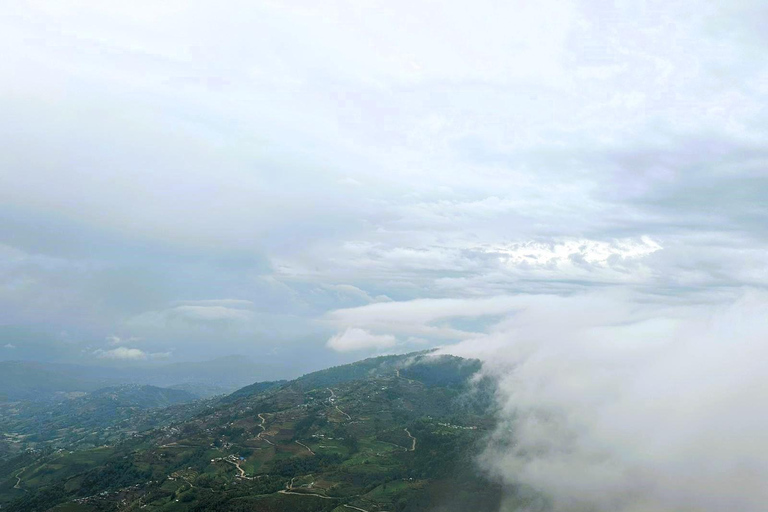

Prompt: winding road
[
  {"left": 13, "top": 467, "right": 26, "bottom": 491},
  {"left": 336, "top": 405, "right": 352, "bottom": 420},
  {"left": 327, "top": 388, "right": 351, "bottom": 420},
  {"left": 230, "top": 459, "right": 246, "bottom": 478},
  {"left": 295, "top": 440, "right": 315, "bottom": 455},
  {"left": 223, "top": 458, "right": 257, "bottom": 480},
  {"left": 256, "top": 413, "right": 275, "bottom": 445},
  {"left": 343, "top": 504, "right": 392, "bottom": 512},
  {"left": 159, "top": 442, "right": 198, "bottom": 448},
  {"left": 278, "top": 489, "right": 339, "bottom": 499},
  {"left": 404, "top": 429, "right": 416, "bottom": 451},
  {"left": 343, "top": 505, "right": 370, "bottom": 512}
]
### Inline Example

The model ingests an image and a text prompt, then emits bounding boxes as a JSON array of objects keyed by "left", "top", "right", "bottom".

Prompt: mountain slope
[
  {"left": 0, "top": 352, "right": 505, "bottom": 512},
  {"left": 0, "top": 385, "right": 202, "bottom": 455}
]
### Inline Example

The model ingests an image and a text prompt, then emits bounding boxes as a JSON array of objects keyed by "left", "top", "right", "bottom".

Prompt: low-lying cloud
[
  {"left": 438, "top": 290, "right": 768, "bottom": 512},
  {"left": 325, "top": 296, "right": 527, "bottom": 345},
  {"left": 127, "top": 301, "right": 256, "bottom": 329},
  {"left": 94, "top": 346, "right": 170, "bottom": 361},
  {"left": 327, "top": 327, "right": 396, "bottom": 352},
  {"left": 105, "top": 334, "right": 142, "bottom": 345}
]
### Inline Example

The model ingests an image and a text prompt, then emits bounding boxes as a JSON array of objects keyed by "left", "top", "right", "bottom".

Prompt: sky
[
  {"left": 1, "top": 0, "right": 767, "bottom": 371},
  {"left": 3, "top": 1, "right": 768, "bottom": 509}
]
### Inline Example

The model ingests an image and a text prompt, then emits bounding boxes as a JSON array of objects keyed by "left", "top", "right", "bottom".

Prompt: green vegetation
[
  {"left": 0, "top": 353, "right": 504, "bottom": 511},
  {"left": 0, "top": 385, "right": 205, "bottom": 455},
  {"left": 223, "top": 380, "right": 288, "bottom": 403}
]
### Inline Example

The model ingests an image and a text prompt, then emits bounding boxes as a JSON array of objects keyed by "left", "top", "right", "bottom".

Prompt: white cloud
[
  {"left": 439, "top": 290, "right": 768, "bottom": 512},
  {"left": 94, "top": 347, "right": 148, "bottom": 360},
  {"left": 105, "top": 334, "right": 142, "bottom": 345},
  {"left": 324, "top": 295, "right": 574, "bottom": 352},
  {"left": 170, "top": 299, "right": 255, "bottom": 308},
  {"left": 170, "top": 305, "right": 254, "bottom": 322},
  {"left": 321, "top": 284, "right": 392, "bottom": 304},
  {"left": 492, "top": 237, "right": 662, "bottom": 267},
  {"left": 94, "top": 346, "right": 171, "bottom": 361},
  {"left": 326, "top": 328, "right": 396, "bottom": 352},
  {"left": 128, "top": 302, "right": 256, "bottom": 329},
  {"left": 326, "top": 296, "right": 524, "bottom": 342},
  {"left": 3, "top": 343, "right": 15, "bottom": 349}
]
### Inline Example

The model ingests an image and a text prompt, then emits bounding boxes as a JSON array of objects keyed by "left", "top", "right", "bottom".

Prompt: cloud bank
[
  {"left": 327, "top": 328, "right": 397, "bottom": 352},
  {"left": 434, "top": 291, "right": 768, "bottom": 512},
  {"left": 1, "top": 0, "right": 767, "bottom": 377},
  {"left": 94, "top": 347, "right": 159, "bottom": 361},
  {"left": 0, "top": 2, "right": 767, "bottom": 507}
]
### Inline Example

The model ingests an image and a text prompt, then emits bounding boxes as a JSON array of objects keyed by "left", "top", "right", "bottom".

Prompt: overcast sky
[{"left": 1, "top": 0, "right": 767, "bottom": 370}]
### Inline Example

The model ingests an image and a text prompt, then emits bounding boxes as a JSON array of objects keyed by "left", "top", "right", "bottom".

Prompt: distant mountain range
[{"left": 0, "top": 355, "right": 283, "bottom": 401}]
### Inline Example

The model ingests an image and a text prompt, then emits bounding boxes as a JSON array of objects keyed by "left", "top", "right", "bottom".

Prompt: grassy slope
[{"left": 0, "top": 353, "right": 504, "bottom": 512}]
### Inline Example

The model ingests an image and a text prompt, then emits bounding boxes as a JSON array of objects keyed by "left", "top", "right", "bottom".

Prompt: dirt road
[
  {"left": 404, "top": 428, "right": 416, "bottom": 451},
  {"left": 295, "top": 440, "right": 315, "bottom": 455},
  {"left": 327, "top": 388, "right": 351, "bottom": 420},
  {"left": 336, "top": 405, "right": 352, "bottom": 420},
  {"left": 343, "top": 505, "right": 370, "bottom": 512},
  {"left": 256, "top": 413, "right": 275, "bottom": 445},
  {"left": 278, "top": 489, "right": 339, "bottom": 499},
  {"left": 13, "top": 467, "right": 26, "bottom": 491}
]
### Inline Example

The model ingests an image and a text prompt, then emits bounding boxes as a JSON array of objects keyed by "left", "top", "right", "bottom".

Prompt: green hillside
[
  {"left": 0, "top": 353, "right": 508, "bottom": 512},
  {"left": 0, "top": 385, "right": 204, "bottom": 457}
]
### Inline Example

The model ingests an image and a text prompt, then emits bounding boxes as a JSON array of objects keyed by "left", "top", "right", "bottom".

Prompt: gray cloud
[
  {"left": 0, "top": 0, "right": 766, "bottom": 374},
  {"left": 2, "top": 3, "right": 768, "bottom": 505}
]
